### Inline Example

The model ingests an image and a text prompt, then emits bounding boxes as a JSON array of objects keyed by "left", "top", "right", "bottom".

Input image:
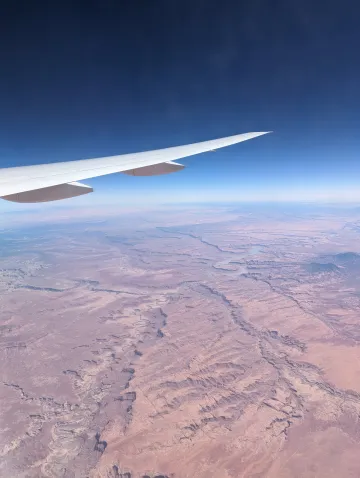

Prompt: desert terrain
[{"left": 2, "top": 204, "right": 360, "bottom": 477}]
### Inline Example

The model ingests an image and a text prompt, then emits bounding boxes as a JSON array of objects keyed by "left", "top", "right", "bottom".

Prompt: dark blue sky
[{"left": 1, "top": 0, "right": 360, "bottom": 205}]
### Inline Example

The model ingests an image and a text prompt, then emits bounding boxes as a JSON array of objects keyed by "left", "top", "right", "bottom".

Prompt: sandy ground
[{"left": 1, "top": 205, "right": 360, "bottom": 477}]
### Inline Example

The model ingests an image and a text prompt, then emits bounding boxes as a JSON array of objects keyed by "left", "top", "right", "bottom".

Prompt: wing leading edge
[{"left": 0, "top": 131, "right": 270, "bottom": 203}]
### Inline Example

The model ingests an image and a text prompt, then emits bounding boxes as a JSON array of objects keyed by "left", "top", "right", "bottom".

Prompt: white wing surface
[{"left": 0, "top": 131, "right": 270, "bottom": 203}]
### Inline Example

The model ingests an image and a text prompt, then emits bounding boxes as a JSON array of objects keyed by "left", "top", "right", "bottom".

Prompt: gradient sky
[{"left": 1, "top": 0, "right": 360, "bottom": 209}]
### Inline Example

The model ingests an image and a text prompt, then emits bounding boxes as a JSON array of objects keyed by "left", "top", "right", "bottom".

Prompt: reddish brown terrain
[{"left": 2, "top": 205, "right": 360, "bottom": 477}]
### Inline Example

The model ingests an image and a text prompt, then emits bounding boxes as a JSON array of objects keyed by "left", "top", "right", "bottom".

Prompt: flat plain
[{"left": 2, "top": 205, "right": 360, "bottom": 477}]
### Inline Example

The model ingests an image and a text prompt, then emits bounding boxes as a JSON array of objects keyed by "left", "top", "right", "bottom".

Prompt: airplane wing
[{"left": 0, "top": 131, "right": 270, "bottom": 203}]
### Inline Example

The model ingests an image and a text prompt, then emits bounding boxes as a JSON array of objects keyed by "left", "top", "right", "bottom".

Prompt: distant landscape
[{"left": 2, "top": 204, "right": 360, "bottom": 477}]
